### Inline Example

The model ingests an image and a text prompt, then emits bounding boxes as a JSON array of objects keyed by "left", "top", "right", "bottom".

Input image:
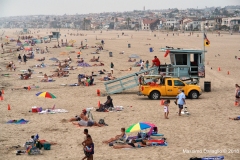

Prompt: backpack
[{"left": 98, "top": 119, "right": 105, "bottom": 125}]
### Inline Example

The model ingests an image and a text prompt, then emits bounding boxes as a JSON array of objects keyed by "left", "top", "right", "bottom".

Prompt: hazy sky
[{"left": 0, "top": 0, "right": 239, "bottom": 17}]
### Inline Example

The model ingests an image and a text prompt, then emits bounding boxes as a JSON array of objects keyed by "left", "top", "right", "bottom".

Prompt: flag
[{"left": 204, "top": 33, "right": 210, "bottom": 46}]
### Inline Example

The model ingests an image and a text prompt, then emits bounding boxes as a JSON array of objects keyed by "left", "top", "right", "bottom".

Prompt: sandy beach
[{"left": 0, "top": 29, "right": 240, "bottom": 160}]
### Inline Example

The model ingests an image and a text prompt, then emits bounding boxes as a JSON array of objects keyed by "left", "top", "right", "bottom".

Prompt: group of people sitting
[
  {"left": 128, "top": 58, "right": 136, "bottom": 62},
  {"left": 90, "top": 56, "right": 100, "bottom": 62},
  {"left": 40, "top": 73, "right": 54, "bottom": 82},
  {"left": 102, "top": 127, "right": 161, "bottom": 149},
  {"left": 50, "top": 68, "right": 69, "bottom": 78}
]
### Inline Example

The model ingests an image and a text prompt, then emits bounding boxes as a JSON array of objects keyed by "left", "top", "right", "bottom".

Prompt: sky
[{"left": 0, "top": 0, "right": 239, "bottom": 17}]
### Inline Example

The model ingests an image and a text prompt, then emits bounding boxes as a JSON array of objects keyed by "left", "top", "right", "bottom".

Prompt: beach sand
[{"left": 0, "top": 29, "right": 240, "bottom": 160}]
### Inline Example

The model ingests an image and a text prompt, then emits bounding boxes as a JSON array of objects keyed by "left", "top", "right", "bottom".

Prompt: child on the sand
[{"left": 164, "top": 100, "right": 170, "bottom": 119}]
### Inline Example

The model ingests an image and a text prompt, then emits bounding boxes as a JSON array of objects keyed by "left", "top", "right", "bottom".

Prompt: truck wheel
[
  {"left": 150, "top": 91, "right": 160, "bottom": 100},
  {"left": 189, "top": 90, "right": 199, "bottom": 99}
]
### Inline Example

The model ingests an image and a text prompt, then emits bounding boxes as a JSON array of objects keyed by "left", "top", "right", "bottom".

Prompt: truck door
[
  {"left": 172, "top": 80, "right": 186, "bottom": 95},
  {"left": 166, "top": 79, "right": 175, "bottom": 96}
]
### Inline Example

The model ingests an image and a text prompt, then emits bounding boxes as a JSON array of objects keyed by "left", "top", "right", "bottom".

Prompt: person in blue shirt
[{"left": 175, "top": 89, "right": 186, "bottom": 116}]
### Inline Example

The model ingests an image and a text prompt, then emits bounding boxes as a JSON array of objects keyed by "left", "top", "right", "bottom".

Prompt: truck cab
[{"left": 138, "top": 75, "right": 202, "bottom": 100}]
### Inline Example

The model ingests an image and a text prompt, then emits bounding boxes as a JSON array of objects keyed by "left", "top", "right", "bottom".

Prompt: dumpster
[
  {"left": 109, "top": 52, "right": 113, "bottom": 57},
  {"left": 128, "top": 44, "right": 131, "bottom": 48}
]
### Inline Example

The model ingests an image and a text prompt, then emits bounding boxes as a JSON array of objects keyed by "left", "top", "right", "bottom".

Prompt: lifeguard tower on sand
[
  {"left": 49, "top": 32, "right": 61, "bottom": 41},
  {"left": 23, "top": 28, "right": 28, "bottom": 34},
  {"left": 104, "top": 48, "right": 205, "bottom": 95}
]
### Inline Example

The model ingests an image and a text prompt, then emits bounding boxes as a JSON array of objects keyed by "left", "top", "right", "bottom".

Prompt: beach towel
[
  {"left": 38, "top": 109, "right": 68, "bottom": 114},
  {"left": 77, "top": 62, "right": 91, "bottom": 67},
  {"left": 7, "top": 119, "right": 29, "bottom": 124},
  {"left": 41, "top": 80, "right": 56, "bottom": 82}
]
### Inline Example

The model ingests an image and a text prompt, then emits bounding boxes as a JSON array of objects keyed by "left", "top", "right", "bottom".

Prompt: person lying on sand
[
  {"left": 92, "top": 62, "right": 104, "bottom": 66},
  {"left": 19, "top": 73, "right": 32, "bottom": 80},
  {"left": 128, "top": 58, "right": 136, "bottom": 62},
  {"left": 35, "top": 57, "right": 45, "bottom": 61},
  {"left": 72, "top": 119, "right": 104, "bottom": 127},
  {"left": 98, "top": 76, "right": 116, "bottom": 81},
  {"left": 113, "top": 140, "right": 147, "bottom": 149},
  {"left": 120, "top": 67, "right": 132, "bottom": 71},
  {"left": 102, "top": 128, "right": 126, "bottom": 144},
  {"left": 229, "top": 116, "right": 240, "bottom": 120},
  {"left": 11, "top": 84, "right": 39, "bottom": 90},
  {"left": 77, "top": 58, "right": 84, "bottom": 63}
]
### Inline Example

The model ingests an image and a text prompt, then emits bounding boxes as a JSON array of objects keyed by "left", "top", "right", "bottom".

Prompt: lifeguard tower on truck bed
[
  {"left": 159, "top": 48, "right": 205, "bottom": 84},
  {"left": 104, "top": 48, "right": 205, "bottom": 95}
]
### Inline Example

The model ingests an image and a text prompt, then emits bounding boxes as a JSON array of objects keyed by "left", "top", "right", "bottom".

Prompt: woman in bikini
[{"left": 113, "top": 140, "right": 147, "bottom": 149}]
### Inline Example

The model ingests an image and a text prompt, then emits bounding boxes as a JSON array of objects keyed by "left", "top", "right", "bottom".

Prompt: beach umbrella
[
  {"left": 126, "top": 122, "right": 152, "bottom": 133},
  {"left": 129, "top": 54, "right": 140, "bottom": 59},
  {"left": 49, "top": 57, "right": 59, "bottom": 61},
  {"left": 36, "top": 92, "right": 56, "bottom": 99}
]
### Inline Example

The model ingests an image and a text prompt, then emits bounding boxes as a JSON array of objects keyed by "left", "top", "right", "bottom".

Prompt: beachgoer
[
  {"left": 229, "top": 116, "right": 240, "bottom": 120},
  {"left": 235, "top": 84, "right": 240, "bottom": 106},
  {"left": 175, "top": 90, "right": 186, "bottom": 116},
  {"left": 164, "top": 99, "right": 170, "bottom": 119},
  {"left": 151, "top": 56, "right": 161, "bottom": 74},
  {"left": 23, "top": 54, "right": 27, "bottom": 64},
  {"left": 110, "top": 62, "right": 114, "bottom": 74},
  {"left": 102, "top": 128, "right": 126, "bottom": 144},
  {"left": 101, "top": 95, "right": 113, "bottom": 109},
  {"left": 140, "top": 61, "right": 145, "bottom": 71},
  {"left": 113, "top": 140, "right": 147, "bottom": 149},
  {"left": 18, "top": 54, "right": 22, "bottom": 64},
  {"left": 69, "top": 109, "right": 87, "bottom": 122},
  {"left": 82, "top": 135, "right": 94, "bottom": 160},
  {"left": 146, "top": 60, "right": 149, "bottom": 69}
]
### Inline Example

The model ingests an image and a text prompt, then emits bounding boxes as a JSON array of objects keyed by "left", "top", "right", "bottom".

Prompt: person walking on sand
[
  {"left": 145, "top": 60, "right": 149, "bottom": 69},
  {"left": 235, "top": 84, "right": 240, "bottom": 106},
  {"left": 164, "top": 99, "right": 170, "bottom": 119},
  {"left": 110, "top": 62, "right": 114, "bottom": 74},
  {"left": 175, "top": 90, "right": 186, "bottom": 116},
  {"left": 18, "top": 54, "right": 22, "bottom": 64},
  {"left": 140, "top": 61, "right": 145, "bottom": 71},
  {"left": 23, "top": 54, "right": 27, "bottom": 65}
]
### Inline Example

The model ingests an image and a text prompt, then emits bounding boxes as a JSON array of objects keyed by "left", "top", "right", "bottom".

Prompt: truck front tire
[
  {"left": 189, "top": 90, "right": 199, "bottom": 99},
  {"left": 150, "top": 91, "right": 160, "bottom": 100}
]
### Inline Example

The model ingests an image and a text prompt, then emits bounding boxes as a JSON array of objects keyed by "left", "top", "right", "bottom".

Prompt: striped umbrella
[
  {"left": 126, "top": 122, "right": 152, "bottom": 133},
  {"left": 36, "top": 92, "right": 56, "bottom": 99}
]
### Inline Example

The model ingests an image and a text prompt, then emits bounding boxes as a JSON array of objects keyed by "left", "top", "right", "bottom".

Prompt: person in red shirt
[{"left": 152, "top": 56, "right": 161, "bottom": 74}]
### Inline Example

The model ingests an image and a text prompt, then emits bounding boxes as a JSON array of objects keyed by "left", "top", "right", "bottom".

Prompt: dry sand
[{"left": 0, "top": 29, "right": 240, "bottom": 160}]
